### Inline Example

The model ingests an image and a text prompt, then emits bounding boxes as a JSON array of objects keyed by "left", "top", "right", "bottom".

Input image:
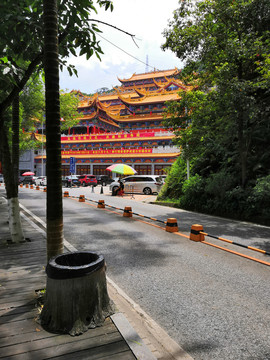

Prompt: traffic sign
[{"left": 70, "top": 157, "right": 76, "bottom": 173}]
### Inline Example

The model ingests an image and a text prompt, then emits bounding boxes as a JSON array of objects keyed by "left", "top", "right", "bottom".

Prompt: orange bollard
[
  {"left": 123, "top": 206, "right": 132, "bottom": 217},
  {"left": 190, "top": 224, "right": 204, "bottom": 242},
  {"left": 20, "top": 184, "right": 23, "bottom": 188},
  {"left": 97, "top": 200, "right": 105, "bottom": 208},
  {"left": 43, "top": 187, "right": 47, "bottom": 192},
  {"left": 30, "top": 184, "right": 34, "bottom": 189},
  {"left": 63, "top": 191, "right": 69, "bottom": 197},
  {"left": 36, "top": 186, "right": 40, "bottom": 190},
  {"left": 26, "top": 184, "right": 29, "bottom": 188},
  {"left": 79, "top": 195, "right": 85, "bottom": 202},
  {"left": 166, "top": 218, "right": 179, "bottom": 232}
]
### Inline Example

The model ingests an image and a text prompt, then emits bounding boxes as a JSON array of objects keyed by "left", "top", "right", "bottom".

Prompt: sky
[{"left": 59, "top": 0, "right": 182, "bottom": 94}]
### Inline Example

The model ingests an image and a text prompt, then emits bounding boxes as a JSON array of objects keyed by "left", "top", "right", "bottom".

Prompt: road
[{"left": 18, "top": 185, "right": 270, "bottom": 360}]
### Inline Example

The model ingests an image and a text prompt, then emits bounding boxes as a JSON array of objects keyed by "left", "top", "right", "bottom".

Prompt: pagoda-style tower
[{"left": 35, "top": 68, "right": 191, "bottom": 177}]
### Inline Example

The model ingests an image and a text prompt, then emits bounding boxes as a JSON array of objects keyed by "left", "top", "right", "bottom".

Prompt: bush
[
  {"left": 158, "top": 159, "right": 270, "bottom": 225},
  {"left": 246, "top": 175, "right": 270, "bottom": 224},
  {"left": 157, "top": 156, "right": 188, "bottom": 200},
  {"left": 180, "top": 174, "right": 207, "bottom": 211}
]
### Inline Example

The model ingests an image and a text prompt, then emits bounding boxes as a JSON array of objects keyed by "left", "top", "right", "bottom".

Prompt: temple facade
[{"left": 34, "top": 68, "right": 190, "bottom": 177}]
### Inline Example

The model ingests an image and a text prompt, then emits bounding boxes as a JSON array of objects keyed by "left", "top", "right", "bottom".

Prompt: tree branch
[{"left": 89, "top": 19, "right": 139, "bottom": 48}]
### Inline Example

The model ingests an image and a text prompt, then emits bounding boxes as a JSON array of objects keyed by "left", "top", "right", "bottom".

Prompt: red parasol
[{"left": 22, "top": 171, "right": 35, "bottom": 176}]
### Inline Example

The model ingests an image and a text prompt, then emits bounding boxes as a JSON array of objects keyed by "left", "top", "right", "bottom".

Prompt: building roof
[
  {"left": 118, "top": 92, "right": 181, "bottom": 106},
  {"left": 118, "top": 68, "right": 180, "bottom": 83}
]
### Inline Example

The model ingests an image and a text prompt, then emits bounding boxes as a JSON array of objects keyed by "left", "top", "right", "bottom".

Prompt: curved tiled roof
[
  {"left": 118, "top": 68, "right": 180, "bottom": 83},
  {"left": 118, "top": 92, "right": 180, "bottom": 106}
]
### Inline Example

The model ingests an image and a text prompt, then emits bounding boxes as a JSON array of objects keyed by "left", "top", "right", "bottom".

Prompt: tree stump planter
[{"left": 40, "top": 251, "right": 114, "bottom": 336}]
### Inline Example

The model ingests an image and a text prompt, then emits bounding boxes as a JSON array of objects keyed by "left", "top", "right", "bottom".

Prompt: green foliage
[
  {"left": 0, "top": 0, "right": 114, "bottom": 118},
  {"left": 59, "top": 90, "right": 80, "bottom": 130},
  {"left": 160, "top": 0, "right": 270, "bottom": 224},
  {"left": 246, "top": 176, "right": 270, "bottom": 223},
  {"left": 157, "top": 156, "right": 188, "bottom": 200}
]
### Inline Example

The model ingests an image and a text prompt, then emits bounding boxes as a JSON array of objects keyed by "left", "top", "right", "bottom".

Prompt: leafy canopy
[{"left": 0, "top": 0, "right": 114, "bottom": 118}]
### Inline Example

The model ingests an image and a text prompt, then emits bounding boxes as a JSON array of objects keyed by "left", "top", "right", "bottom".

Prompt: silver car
[{"left": 110, "top": 175, "right": 163, "bottom": 195}]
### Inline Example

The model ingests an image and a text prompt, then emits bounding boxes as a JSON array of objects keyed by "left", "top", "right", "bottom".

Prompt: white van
[{"left": 110, "top": 175, "right": 163, "bottom": 195}]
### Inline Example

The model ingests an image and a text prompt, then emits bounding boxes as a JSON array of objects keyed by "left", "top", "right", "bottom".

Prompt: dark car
[
  {"left": 62, "top": 175, "right": 80, "bottom": 187},
  {"left": 22, "top": 176, "right": 36, "bottom": 185},
  {"left": 78, "top": 175, "right": 97, "bottom": 187},
  {"left": 96, "top": 175, "right": 113, "bottom": 186}
]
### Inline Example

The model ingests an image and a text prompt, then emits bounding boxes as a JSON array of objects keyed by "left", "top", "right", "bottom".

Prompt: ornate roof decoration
[{"left": 118, "top": 68, "right": 180, "bottom": 83}]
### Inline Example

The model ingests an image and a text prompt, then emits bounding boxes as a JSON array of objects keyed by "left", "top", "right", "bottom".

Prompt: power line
[{"left": 96, "top": 33, "right": 158, "bottom": 71}]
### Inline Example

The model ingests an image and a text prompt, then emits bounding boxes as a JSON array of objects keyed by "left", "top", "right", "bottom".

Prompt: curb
[{"left": 111, "top": 313, "right": 157, "bottom": 360}]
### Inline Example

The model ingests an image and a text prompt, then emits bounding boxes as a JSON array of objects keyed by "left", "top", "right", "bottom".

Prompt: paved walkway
[{"left": 0, "top": 193, "right": 157, "bottom": 360}]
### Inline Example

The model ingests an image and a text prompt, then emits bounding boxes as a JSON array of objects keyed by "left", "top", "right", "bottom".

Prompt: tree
[
  {"left": 42, "top": 0, "right": 63, "bottom": 260},
  {"left": 162, "top": 0, "right": 270, "bottom": 188},
  {"left": 0, "top": 0, "right": 114, "bottom": 247},
  {"left": 40, "top": 2, "right": 114, "bottom": 335}
]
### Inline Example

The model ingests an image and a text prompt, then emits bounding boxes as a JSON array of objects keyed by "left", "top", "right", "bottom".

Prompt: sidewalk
[{"left": 0, "top": 193, "right": 156, "bottom": 360}]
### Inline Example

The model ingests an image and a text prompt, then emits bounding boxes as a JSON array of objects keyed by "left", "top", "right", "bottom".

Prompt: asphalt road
[{"left": 18, "top": 186, "right": 270, "bottom": 360}]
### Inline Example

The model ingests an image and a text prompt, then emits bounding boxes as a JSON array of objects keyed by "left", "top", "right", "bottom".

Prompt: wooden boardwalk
[{"left": 0, "top": 212, "right": 136, "bottom": 359}]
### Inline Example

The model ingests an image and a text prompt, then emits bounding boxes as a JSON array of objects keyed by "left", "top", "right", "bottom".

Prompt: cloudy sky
[{"left": 59, "top": 0, "right": 182, "bottom": 94}]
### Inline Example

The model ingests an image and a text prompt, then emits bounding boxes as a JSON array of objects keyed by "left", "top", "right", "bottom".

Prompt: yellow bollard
[
  {"left": 123, "top": 206, "right": 132, "bottom": 217},
  {"left": 97, "top": 200, "right": 105, "bottom": 208},
  {"left": 190, "top": 224, "right": 204, "bottom": 242},
  {"left": 79, "top": 195, "right": 85, "bottom": 202},
  {"left": 166, "top": 218, "right": 179, "bottom": 233}
]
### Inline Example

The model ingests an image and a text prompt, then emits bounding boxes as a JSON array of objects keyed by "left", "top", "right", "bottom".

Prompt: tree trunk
[
  {"left": 12, "top": 92, "right": 20, "bottom": 187},
  {"left": 40, "top": 252, "right": 114, "bottom": 335},
  {"left": 0, "top": 121, "right": 24, "bottom": 243},
  {"left": 43, "top": 0, "right": 64, "bottom": 261}
]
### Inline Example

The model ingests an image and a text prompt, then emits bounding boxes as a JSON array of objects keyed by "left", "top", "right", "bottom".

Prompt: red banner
[
  {"left": 62, "top": 148, "right": 153, "bottom": 156},
  {"left": 61, "top": 131, "right": 155, "bottom": 142}
]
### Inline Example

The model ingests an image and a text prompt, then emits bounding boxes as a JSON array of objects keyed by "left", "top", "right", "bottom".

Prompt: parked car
[
  {"left": 35, "top": 176, "right": 47, "bottom": 186},
  {"left": 22, "top": 176, "right": 37, "bottom": 185},
  {"left": 78, "top": 174, "right": 98, "bottom": 187},
  {"left": 62, "top": 175, "right": 80, "bottom": 187},
  {"left": 109, "top": 175, "right": 163, "bottom": 195},
  {"left": 96, "top": 175, "right": 113, "bottom": 186},
  {"left": 0, "top": 174, "right": 3, "bottom": 183}
]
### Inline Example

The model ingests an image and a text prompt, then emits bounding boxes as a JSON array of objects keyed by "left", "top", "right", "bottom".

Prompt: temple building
[{"left": 35, "top": 68, "right": 191, "bottom": 177}]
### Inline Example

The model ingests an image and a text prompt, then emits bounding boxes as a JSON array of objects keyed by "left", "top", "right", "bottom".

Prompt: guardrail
[{"left": 200, "top": 230, "right": 270, "bottom": 256}]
